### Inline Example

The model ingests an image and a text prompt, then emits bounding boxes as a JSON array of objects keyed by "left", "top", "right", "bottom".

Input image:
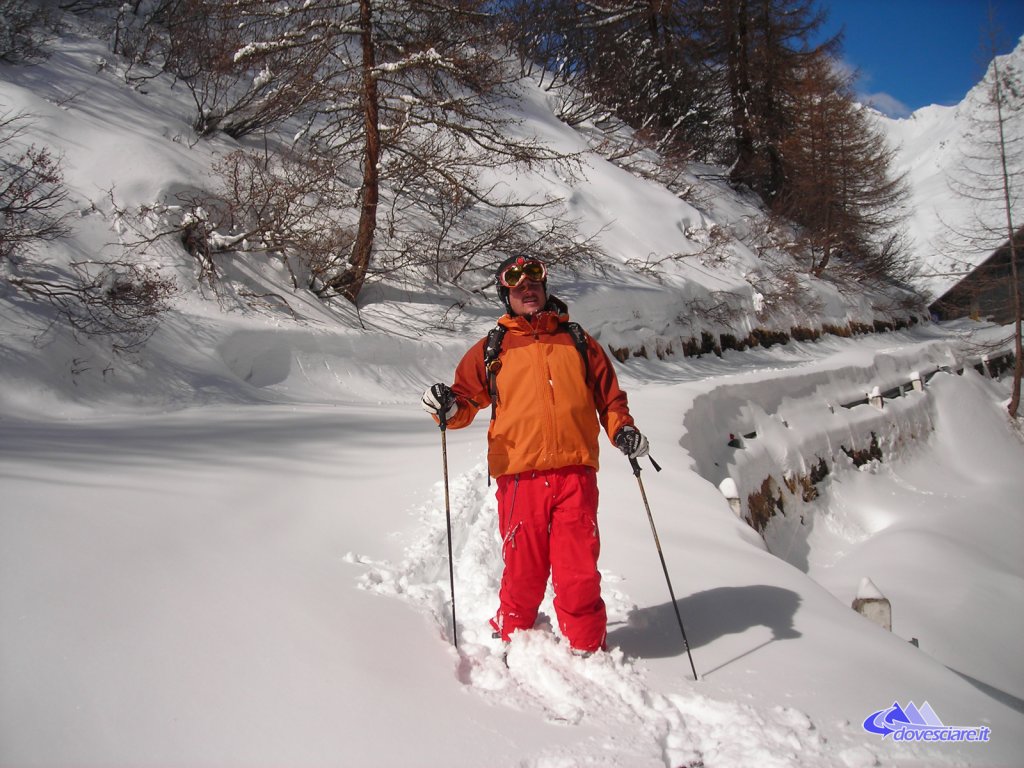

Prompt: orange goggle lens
[{"left": 500, "top": 260, "right": 546, "bottom": 288}]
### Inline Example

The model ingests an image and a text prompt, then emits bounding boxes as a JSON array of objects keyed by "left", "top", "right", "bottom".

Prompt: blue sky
[{"left": 818, "top": 0, "right": 1024, "bottom": 117}]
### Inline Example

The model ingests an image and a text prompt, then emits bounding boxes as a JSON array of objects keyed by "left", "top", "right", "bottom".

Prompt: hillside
[
  {"left": 1, "top": 11, "right": 1022, "bottom": 768},
  {"left": 0, "top": 12, "right": 936, "bottom": 410},
  {"left": 877, "top": 34, "right": 1024, "bottom": 300}
]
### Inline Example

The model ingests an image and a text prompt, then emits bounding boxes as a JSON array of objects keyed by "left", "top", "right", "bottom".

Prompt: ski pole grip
[{"left": 630, "top": 455, "right": 661, "bottom": 475}]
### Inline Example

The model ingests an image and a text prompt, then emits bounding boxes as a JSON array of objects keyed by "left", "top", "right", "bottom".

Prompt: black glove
[
  {"left": 421, "top": 383, "right": 457, "bottom": 420},
  {"left": 614, "top": 426, "right": 649, "bottom": 459}
]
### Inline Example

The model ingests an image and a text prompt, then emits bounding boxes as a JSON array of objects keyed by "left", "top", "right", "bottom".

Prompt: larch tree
[
  {"left": 504, "top": 0, "right": 721, "bottom": 159},
  {"left": 944, "top": 33, "right": 1023, "bottom": 417},
  {"left": 695, "top": 0, "right": 838, "bottom": 201},
  {"left": 152, "top": 0, "right": 343, "bottom": 139},
  {"left": 120, "top": 0, "right": 588, "bottom": 304},
  {"left": 315, "top": 0, "right": 582, "bottom": 302},
  {"left": 777, "top": 55, "right": 911, "bottom": 284}
]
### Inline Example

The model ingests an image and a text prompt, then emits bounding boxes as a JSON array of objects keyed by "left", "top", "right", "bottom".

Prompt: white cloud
[
  {"left": 829, "top": 56, "right": 914, "bottom": 118},
  {"left": 861, "top": 91, "right": 913, "bottom": 119}
]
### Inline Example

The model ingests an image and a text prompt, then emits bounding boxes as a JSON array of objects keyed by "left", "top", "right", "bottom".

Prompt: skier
[{"left": 421, "top": 256, "right": 650, "bottom": 655}]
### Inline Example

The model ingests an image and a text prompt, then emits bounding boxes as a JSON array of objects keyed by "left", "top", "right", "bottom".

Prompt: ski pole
[
  {"left": 630, "top": 455, "right": 698, "bottom": 681},
  {"left": 438, "top": 411, "right": 458, "bottom": 649}
]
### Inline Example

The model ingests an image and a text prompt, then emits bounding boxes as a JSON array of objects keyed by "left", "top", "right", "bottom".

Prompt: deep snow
[{"left": 1, "top": 12, "right": 1022, "bottom": 768}]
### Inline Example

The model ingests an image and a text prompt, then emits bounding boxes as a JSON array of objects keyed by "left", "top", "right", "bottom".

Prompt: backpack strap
[
  {"left": 483, "top": 324, "right": 508, "bottom": 421},
  {"left": 564, "top": 321, "right": 592, "bottom": 388},
  {"left": 483, "top": 320, "right": 592, "bottom": 421}
]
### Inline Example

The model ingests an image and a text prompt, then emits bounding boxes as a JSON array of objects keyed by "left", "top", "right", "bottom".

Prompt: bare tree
[
  {"left": 10, "top": 260, "right": 177, "bottom": 351},
  {"left": 0, "top": 0, "right": 55, "bottom": 63},
  {"left": 127, "top": 0, "right": 346, "bottom": 138},
  {"left": 334, "top": 0, "right": 380, "bottom": 301},
  {"left": 243, "top": 0, "right": 585, "bottom": 302},
  {"left": 1, "top": 111, "right": 177, "bottom": 349},
  {"left": 943, "top": 28, "right": 1023, "bottom": 417},
  {"left": 187, "top": 147, "right": 357, "bottom": 293},
  {"left": 109, "top": 0, "right": 181, "bottom": 72},
  {"left": 126, "top": 0, "right": 590, "bottom": 303},
  {"left": 0, "top": 111, "right": 71, "bottom": 262}
]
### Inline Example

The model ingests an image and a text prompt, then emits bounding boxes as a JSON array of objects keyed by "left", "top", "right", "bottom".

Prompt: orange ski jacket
[{"left": 443, "top": 307, "right": 635, "bottom": 478}]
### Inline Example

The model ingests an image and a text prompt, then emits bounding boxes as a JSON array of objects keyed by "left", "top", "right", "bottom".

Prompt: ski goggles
[{"left": 499, "top": 258, "right": 547, "bottom": 288}]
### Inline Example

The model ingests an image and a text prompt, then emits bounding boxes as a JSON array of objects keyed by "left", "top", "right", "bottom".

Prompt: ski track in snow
[{"left": 355, "top": 462, "right": 867, "bottom": 768}]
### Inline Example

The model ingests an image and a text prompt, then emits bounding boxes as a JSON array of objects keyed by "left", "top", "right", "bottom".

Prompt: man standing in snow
[{"left": 421, "top": 256, "right": 649, "bottom": 655}]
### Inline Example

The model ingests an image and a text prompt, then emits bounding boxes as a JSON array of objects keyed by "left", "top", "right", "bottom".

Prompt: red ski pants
[{"left": 490, "top": 465, "right": 607, "bottom": 652}]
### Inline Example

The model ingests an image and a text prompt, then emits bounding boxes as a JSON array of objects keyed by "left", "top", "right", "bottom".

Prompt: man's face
[{"left": 508, "top": 277, "right": 546, "bottom": 316}]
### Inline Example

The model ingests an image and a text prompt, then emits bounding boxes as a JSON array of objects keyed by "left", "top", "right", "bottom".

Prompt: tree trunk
[
  {"left": 725, "top": 0, "right": 755, "bottom": 189},
  {"left": 994, "top": 60, "right": 1022, "bottom": 416},
  {"left": 333, "top": 0, "right": 381, "bottom": 304},
  {"left": 1006, "top": 236, "right": 1022, "bottom": 418}
]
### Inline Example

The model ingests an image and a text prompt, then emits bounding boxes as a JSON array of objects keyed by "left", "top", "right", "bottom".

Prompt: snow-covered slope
[
  {"left": 3, "top": 320, "right": 1021, "bottom": 768},
  {"left": 1, "top": 12, "right": 1022, "bottom": 768},
  {"left": 878, "top": 35, "right": 1024, "bottom": 300}
]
